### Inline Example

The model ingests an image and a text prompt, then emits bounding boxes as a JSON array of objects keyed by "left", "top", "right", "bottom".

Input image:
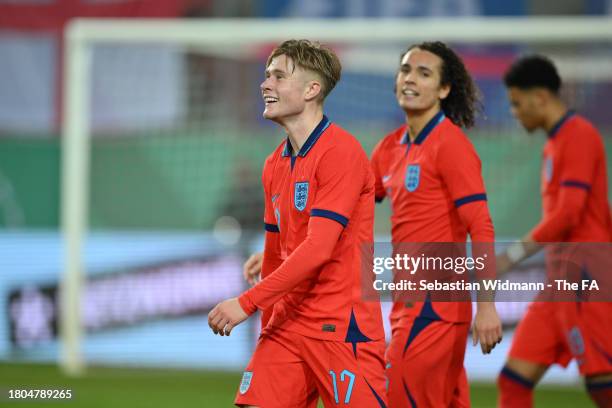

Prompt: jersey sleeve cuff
[
  {"left": 238, "top": 292, "right": 258, "bottom": 316},
  {"left": 530, "top": 225, "right": 551, "bottom": 243}
]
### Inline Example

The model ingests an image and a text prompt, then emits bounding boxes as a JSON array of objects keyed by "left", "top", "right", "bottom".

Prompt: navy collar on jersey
[
  {"left": 400, "top": 110, "right": 445, "bottom": 145},
  {"left": 548, "top": 110, "right": 575, "bottom": 138},
  {"left": 281, "top": 115, "right": 331, "bottom": 157}
]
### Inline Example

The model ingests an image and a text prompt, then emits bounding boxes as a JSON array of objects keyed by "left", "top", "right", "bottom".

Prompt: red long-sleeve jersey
[
  {"left": 239, "top": 116, "right": 385, "bottom": 344},
  {"left": 531, "top": 112, "right": 611, "bottom": 243},
  {"left": 371, "top": 111, "right": 495, "bottom": 325}
]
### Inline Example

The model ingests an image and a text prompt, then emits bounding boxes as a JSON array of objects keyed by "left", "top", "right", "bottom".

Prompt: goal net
[{"left": 58, "top": 17, "right": 612, "bottom": 374}]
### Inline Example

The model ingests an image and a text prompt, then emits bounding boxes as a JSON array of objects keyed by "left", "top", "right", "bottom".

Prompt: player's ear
[
  {"left": 304, "top": 79, "right": 322, "bottom": 102},
  {"left": 533, "top": 88, "right": 548, "bottom": 106},
  {"left": 439, "top": 83, "right": 451, "bottom": 101}
]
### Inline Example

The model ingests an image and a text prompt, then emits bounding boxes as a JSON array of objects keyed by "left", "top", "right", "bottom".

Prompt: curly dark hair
[
  {"left": 503, "top": 55, "right": 561, "bottom": 94},
  {"left": 402, "top": 41, "right": 481, "bottom": 128}
]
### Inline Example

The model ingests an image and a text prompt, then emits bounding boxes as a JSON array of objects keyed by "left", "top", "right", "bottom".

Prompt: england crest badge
[
  {"left": 405, "top": 164, "right": 420, "bottom": 192},
  {"left": 239, "top": 371, "right": 253, "bottom": 394},
  {"left": 294, "top": 181, "right": 309, "bottom": 211}
]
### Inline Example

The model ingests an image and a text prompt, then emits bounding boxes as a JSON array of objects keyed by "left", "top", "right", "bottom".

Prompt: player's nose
[
  {"left": 401, "top": 71, "right": 416, "bottom": 85},
  {"left": 260, "top": 77, "right": 272, "bottom": 92}
]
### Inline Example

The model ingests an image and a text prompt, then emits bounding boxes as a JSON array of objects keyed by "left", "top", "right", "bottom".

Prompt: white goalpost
[{"left": 61, "top": 17, "right": 612, "bottom": 375}]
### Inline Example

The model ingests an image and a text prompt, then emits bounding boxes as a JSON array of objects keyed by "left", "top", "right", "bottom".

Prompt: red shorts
[
  {"left": 234, "top": 328, "right": 387, "bottom": 408},
  {"left": 386, "top": 315, "right": 470, "bottom": 408},
  {"left": 509, "top": 302, "right": 612, "bottom": 376}
]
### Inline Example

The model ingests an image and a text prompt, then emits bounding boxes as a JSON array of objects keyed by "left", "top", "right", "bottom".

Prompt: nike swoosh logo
[{"left": 382, "top": 175, "right": 391, "bottom": 183}]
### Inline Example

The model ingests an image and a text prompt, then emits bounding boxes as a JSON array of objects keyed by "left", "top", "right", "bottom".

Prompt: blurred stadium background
[{"left": 1, "top": 0, "right": 611, "bottom": 407}]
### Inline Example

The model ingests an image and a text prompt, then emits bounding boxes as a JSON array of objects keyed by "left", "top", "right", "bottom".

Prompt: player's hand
[
  {"left": 495, "top": 253, "right": 512, "bottom": 276},
  {"left": 472, "top": 302, "right": 502, "bottom": 355},
  {"left": 208, "top": 297, "right": 248, "bottom": 336},
  {"left": 243, "top": 252, "right": 263, "bottom": 286}
]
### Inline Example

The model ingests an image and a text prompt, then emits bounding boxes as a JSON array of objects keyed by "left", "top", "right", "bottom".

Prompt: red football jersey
[
  {"left": 507, "top": 113, "right": 612, "bottom": 382},
  {"left": 371, "top": 111, "right": 495, "bottom": 324},
  {"left": 531, "top": 112, "right": 612, "bottom": 242},
  {"left": 240, "top": 116, "right": 385, "bottom": 344}
]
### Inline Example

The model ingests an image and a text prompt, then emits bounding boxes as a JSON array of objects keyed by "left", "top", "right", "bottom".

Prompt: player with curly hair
[{"left": 371, "top": 41, "right": 502, "bottom": 407}]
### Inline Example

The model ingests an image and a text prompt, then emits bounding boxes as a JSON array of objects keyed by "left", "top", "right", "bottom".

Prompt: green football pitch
[{"left": 0, "top": 363, "right": 592, "bottom": 407}]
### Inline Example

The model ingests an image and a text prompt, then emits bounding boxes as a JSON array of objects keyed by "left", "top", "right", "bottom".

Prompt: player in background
[
  {"left": 496, "top": 55, "right": 612, "bottom": 408},
  {"left": 208, "top": 39, "right": 387, "bottom": 408},
  {"left": 371, "top": 41, "right": 502, "bottom": 407}
]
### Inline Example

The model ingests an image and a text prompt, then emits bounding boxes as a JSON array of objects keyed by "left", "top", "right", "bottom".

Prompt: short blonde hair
[{"left": 267, "top": 39, "right": 342, "bottom": 101}]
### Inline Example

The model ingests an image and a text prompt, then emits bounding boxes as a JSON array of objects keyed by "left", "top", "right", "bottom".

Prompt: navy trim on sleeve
[
  {"left": 561, "top": 180, "right": 591, "bottom": 191},
  {"left": 454, "top": 193, "right": 487, "bottom": 208},
  {"left": 310, "top": 208, "right": 349, "bottom": 227},
  {"left": 264, "top": 223, "right": 280, "bottom": 233}
]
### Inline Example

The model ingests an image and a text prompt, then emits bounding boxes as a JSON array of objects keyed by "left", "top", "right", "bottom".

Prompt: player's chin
[
  {"left": 262, "top": 108, "right": 278, "bottom": 120},
  {"left": 397, "top": 99, "right": 421, "bottom": 112},
  {"left": 396, "top": 97, "right": 410, "bottom": 108}
]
